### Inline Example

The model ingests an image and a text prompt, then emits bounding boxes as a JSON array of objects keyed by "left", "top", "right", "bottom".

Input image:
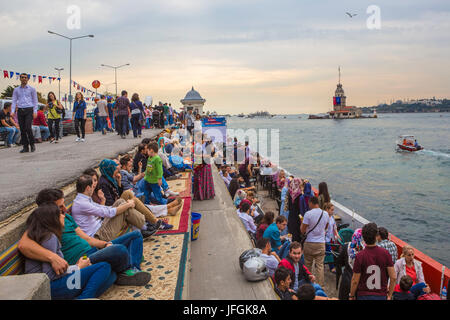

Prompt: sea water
[{"left": 227, "top": 113, "right": 450, "bottom": 267}]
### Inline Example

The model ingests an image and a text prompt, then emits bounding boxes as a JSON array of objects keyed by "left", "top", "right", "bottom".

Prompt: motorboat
[{"left": 396, "top": 135, "right": 424, "bottom": 152}]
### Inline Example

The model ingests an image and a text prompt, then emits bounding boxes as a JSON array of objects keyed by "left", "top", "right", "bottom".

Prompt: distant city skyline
[{"left": 1, "top": 0, "right": 449, "bottom": 114}]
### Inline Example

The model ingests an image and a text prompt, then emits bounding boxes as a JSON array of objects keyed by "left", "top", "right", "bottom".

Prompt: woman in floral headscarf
[
  {"left": 276, "top": 169, "right": 286, "bottom": 190},
  {"left": 348, "top": 228, "right": 365, "bottom": 269},
  {"left": 287, "top": 177, "right": 303, "bottom": 243},
  {"left": 97, "top": 159, "right": 169, "bottom": 231},
  {"left": 279, "top": 176, "right": 293, "bottom": 236}
]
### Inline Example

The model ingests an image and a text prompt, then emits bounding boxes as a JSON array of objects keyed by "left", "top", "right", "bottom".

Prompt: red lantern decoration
[{"left": 92, "top": 80, "right": 100, "bottom": 89}]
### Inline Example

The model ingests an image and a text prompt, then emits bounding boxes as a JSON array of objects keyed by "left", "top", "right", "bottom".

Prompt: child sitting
[{"left": 393, "top": 275, "right": 416, "bottom": 300}]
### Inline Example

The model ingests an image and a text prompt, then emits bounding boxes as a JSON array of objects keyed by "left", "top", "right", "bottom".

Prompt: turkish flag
[
  {"left": 38, "top": 76, "right": 42, "bottom": 83},
  {"left": 3, "top": 70, "right": 8, "bottom": 78}
]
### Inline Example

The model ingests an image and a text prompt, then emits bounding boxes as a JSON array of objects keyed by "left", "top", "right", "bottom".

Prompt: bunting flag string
[
  {"left": 0, "top": 67, "right": 61, "bottom": 83},
  {"left": 70, "top": 80, "right": 101, "bottom": 99}
]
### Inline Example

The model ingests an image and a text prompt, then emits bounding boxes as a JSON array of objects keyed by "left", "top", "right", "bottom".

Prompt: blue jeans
[
  {"left": 50, "top": 262, "right": 116, "bottom": 300},
  {"left": 137, "top": 179, "right": 158, "bottom": 204},
  {"left": 146, "top": 118, "right": 151, "bottom": 128},
  {"left": 0, "top": 127, "right": 20, "bottom": 145},
  {"left": 87, "top": 230, "right": 143, "bottom": 273},
  {"left": 145, "top": 180, "right": 167, "bottom": 205},
  {"left": 275, "top": 240, "right": 291, "bottom": 260},
  {"left": 357, "top": 295, "right": 387, "bottom": 300},
  {"left": 99, "top": 116, "right": 107, "bottom": 133},
  {"left": 131, "top": 114, "right": 142, "bottom": 137},
  {"left": 39, "top": 126, "right": 50, "bottom": 140},
  {"left": 410, "top": 282, "right": 427, "bottom": 299},
  {"left": 298, "top": 279, "right": 328, "bottom": 297}
]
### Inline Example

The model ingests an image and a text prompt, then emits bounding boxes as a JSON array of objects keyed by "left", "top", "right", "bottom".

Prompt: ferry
[{"left": 396, "top": 135, "right": 424, "bottom": 152}]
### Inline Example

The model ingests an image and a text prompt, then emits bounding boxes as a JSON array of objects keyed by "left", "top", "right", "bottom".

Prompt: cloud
[{"left": 1, "top": 0, "right": 450, "bottom": 113}]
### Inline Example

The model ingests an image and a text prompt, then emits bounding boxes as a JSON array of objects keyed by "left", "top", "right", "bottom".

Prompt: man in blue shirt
[
  {"left": 11, "top": 73, "right": 38, "bottom": 153},
  {"left": 263, "top": 215, "right": 291, "bottom": 259}
]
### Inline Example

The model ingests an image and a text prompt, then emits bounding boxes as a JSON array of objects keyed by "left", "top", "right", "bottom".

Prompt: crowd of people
[
  {"left": 1, "top": 74, "right": 188, "bottom": 151},
  {"left": 18, "top": 128, "right": 199, "bottom": 299},
  {"left": 215, "top": 137, "right": 440, "bottom": 300}
]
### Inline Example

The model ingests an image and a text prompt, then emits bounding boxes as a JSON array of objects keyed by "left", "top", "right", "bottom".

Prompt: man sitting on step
[
  {"left": 18, "top": 188, "right": 151, "bottom": 286},
  {"left": 71, "top": 174, "right": 164, "bottom": 242}
]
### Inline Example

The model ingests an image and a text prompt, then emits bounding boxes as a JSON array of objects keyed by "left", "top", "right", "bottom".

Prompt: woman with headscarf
[
  {"left": 348, "top": 229, "right": 365, "bottom": 270},
  {"left": 233, "top": 189, "right": 247, "bottom": 208},
  {"left": 193, "top": 134, "right": 215, "bottom": 201},
  {"left": 97, "top": 159, "right": 172, "bottom": 231},
  {"left": 334, "top": 228, "right": 365, "bottom": 300},
  {"left": 299, "top": 180, "right": 314, "bottom": 216},
  {"left": 279, "top": 176, "right": 292, "bottom": 236},
  {"left": 276, "top": 170, "right": 286, "bottom": 190},
  {"left": 287, "top": 177, "right": 303, "bottom": 243}
]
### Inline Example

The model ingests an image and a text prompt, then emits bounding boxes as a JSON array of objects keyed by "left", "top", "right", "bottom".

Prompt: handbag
[{"left": 299, "top": 210, "right": 324, "bottom": 248}]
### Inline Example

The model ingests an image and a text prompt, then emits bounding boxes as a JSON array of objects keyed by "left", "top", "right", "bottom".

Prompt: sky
[{"left": 1, "top": 0, "right": 449, "bottom": 114}]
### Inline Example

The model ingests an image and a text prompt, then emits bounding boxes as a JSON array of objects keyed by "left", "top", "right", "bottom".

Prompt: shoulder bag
[{"left": 299, "top": 210, "right": 324, "bottom": 248}]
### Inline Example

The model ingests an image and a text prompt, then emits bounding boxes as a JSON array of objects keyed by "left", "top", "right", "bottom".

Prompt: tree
[
  {"left": 1, "top": 85, "right": 18, "bottom": 99},
  {"left": 36, "top": 92, "right": 47, "bottom": 104}
]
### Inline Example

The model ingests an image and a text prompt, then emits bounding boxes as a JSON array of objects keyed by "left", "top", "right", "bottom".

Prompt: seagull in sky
[{"left": 346, "top": 12, "right": 357, "bottom": 18}]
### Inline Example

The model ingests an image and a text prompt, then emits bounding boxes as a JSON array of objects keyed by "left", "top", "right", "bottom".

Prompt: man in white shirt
[
  {"left": 256, "top": 238, "right": 280, "bottom": 277},
  {"left": 71, "top": 175, "right": 160, "bottom": 242},
  {"left": 300, "top": 196, "right": 329, "bottom": 287},
  {"left": 97, "top": 95, "right": 108, "bottom": 135},
  {"left": 12, "top": 73, "right": 38, "bottom": 153}
]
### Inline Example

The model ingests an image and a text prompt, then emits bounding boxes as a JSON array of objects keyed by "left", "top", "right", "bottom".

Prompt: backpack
[{"left": 417, "top": 293, "right": 441, "bottom": 300}]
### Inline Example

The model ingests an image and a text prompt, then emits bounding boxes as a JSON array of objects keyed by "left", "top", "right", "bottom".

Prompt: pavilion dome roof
[{"left": 181, "top": 87, "right": 206, "bottom": 102}]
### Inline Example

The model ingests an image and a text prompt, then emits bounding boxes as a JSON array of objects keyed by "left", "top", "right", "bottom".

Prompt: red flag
[
  {"left": 38, "top": 76, "right": 42, "bottom": 83},
  {"left": 333, "top": 97, "right": 337, "bottom": 106},
  {"left": 3, "top": 70, "right": 8, "bottom": 78}
]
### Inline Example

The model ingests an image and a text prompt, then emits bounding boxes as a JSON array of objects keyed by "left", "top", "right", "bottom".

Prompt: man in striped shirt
[{"left": 377, "top": 227, "right": 399, "bottom": 264}]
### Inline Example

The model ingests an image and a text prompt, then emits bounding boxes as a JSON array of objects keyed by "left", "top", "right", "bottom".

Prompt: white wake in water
[{"left": 419, "top": 149, "right": 450, "bottom": 158}]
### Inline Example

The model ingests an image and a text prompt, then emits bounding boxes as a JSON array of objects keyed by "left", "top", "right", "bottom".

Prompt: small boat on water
[{"left": 396, "top": 135, "right": 424, "bottom": 152}]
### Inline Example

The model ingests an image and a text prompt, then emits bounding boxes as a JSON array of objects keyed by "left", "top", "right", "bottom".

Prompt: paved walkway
[
  {"left": 0, "top": 130, "right": 159, "bottom": 222},
  {"left": 189, "top": 166, "right": 277, "bottom": 300}
]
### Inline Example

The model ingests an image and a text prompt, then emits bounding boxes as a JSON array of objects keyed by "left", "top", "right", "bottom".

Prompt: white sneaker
[
  {"left": 75, "top": 137, "right": 81, "bottom": 142},
  {"left": 165, "top": 190, "right": 180, "bottom": 197},
  {"left": 81, "top": 138, "right": 86, "bottom": 142}
]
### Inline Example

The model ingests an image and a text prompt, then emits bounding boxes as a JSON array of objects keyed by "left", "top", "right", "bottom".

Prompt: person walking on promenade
[
  {"left": 72, "top": 92, "right": 87, "bottom": 142},
  {"left": 97, "top": 95, "right": 108, "bottom": 135},
  {"left": 46, "top": 92, "right": 63, "bottom": 143},
  {"left": 107, "top": 97, "right": 114, "bottom": 131},
  {"left": 11, "top": 73, "right": 38, "bottom": 153},
  {"left": 0, "top": 102, "right": 20, "bottom": 147},
  {"left": 349, "top": 222, "right": 396, "bottom": 300},
  {"left": 116, "top": 90, "right": 130, "bottom": 139},
  {"left": 130, "top": 93, "right": 144, "bottom": 138},
  {"left": 300, "top": 196, "right": 329, "bottom": 288},
  {"left": 185, "top": 108, "right": 194, "bottom": 137}
]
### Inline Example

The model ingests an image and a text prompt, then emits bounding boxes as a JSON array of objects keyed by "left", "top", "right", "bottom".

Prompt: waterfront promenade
[
  {"left": 0, "top": 130, "right": 160, "bottom": 223},
  {"left": 189, "top": 165, "right": 277, "bottom": 299}
]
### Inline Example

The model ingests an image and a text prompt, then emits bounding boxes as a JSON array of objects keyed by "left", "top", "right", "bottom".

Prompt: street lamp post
[
  {"left": 48, "top": 31, "right": 94, "bottom": 108},
  {"left": 54, "top": 67, "right": 64, "bottom": 103},
  {"left": 100, "top": 63, "right": 130, "bottom": 97}
]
